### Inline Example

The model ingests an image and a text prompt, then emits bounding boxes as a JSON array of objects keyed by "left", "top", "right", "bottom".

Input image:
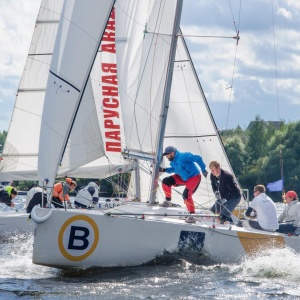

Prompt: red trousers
[{"left": 162, "top": 174, "right": 201, "bottom": 213}]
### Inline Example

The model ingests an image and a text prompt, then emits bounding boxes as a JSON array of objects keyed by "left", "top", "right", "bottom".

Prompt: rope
[{"left": 271, "top": 0, "right": 280, "bottom": 121}]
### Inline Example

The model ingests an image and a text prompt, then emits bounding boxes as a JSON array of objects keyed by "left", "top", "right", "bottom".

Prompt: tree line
[
  {"left": 221, "top": 116, "right": 300, "bottom": 201},
  {"left": 1, "top": 116, "right": 299, "bottom": 201}
]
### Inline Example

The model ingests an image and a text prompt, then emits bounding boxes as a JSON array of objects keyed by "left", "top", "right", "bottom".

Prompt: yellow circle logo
[{"left": 58, "top": 215, "right": 99, "bottom": 261}]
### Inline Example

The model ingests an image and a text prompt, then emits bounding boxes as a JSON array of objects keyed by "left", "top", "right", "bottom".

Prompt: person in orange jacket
[{"left": 52, "top": 178, "right": 77, "bottom": 208}]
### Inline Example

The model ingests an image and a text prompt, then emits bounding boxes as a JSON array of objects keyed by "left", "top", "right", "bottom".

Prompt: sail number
[{"left": 58, "top": 215, "right": 99, "bottom": 261}]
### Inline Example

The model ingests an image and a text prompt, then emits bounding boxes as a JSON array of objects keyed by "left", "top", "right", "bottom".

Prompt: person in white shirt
[
  {"left": 74, "top": 181, "right": 100, "bottom": 209},
  {"left": 277, "top": 190, "right": 300, "bottom": 235},
  {"left": 26, "top": 184, "right": 47, "bottom": 213},
  {"left": 243, "top": 184, "right": 279, "bottom": 232},
  {"left": 26, "top": 185, "right": 43, "bottom": 208}
]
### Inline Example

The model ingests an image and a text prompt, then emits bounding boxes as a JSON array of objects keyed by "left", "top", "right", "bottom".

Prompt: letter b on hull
[
  {"left": 68, "top": 226, "right": 90, "bottom": 250},
  {"left": 58, "top": 215, "right": 99, "bottom": 261}
]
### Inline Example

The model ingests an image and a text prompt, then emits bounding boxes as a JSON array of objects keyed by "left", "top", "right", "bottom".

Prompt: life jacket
[
  {"left": 5, "top": 185, "right": 15, "bottom": 197},
  {"left": 52, "top": 182, "right": 70, "bottom": 202}
]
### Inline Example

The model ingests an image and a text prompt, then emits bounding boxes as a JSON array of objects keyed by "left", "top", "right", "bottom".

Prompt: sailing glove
[
  {"left": 159, "top": 167, "right": 166, "bottom": 172},
  {"left": 202, "top": 170, "right": 208, "bottom": 177}
]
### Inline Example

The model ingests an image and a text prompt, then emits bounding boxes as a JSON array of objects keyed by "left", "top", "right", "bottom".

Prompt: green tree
[
  {"left": 0, "top": 130, "right": 7, "bottom": 153},
  {"left": 224, "top": 135, "right": 248, "bottom": 177},
  {"left": 246, "top": 115, "right": 267, "bottom": 165}
]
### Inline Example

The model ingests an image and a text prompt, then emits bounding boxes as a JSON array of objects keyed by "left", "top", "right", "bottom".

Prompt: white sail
[
  {"left": 116, "top": 0, "right": 179, "bottom": 155},
  {"left": 0, "top": 3, "right": 132, "bottom": 182},
  {"left": 160, "top": 32, "right": 240, "bottom": 207},
  {"left": 0, "top": 0, "right": 64, "bottom": 181},
  {"left": 38, "top": 0, "right": 116, "bottom": 187},
  {"left": 62, "top": 6, "right": 134, "bottom": 180},
  {"left": 116, "top": 1, "right": 241, "bottom": 207}
]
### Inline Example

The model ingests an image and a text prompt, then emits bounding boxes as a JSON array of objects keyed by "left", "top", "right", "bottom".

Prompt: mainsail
[{"left": 116, "top": 1, "right": 240, "bottom": 207}]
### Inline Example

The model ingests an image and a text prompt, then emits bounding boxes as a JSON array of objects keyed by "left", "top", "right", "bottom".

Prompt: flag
[{"left": 267, "top": 179, "right": 283, "bottom": 192}]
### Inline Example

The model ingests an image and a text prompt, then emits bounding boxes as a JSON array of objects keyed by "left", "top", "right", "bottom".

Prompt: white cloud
[
  {"left": 0, "top": 0, "right": 41, "bottom": 132},
  {"left": 286, "top": 0, "right": 300, "bottom": 10},
  {"left": 277, "top": 8, "right": 292, "bottom": 21}
]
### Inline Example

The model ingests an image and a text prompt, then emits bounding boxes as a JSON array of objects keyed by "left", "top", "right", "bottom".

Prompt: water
[
  {"left": 1, "top": 199, "right": 299, "bottom": 299},
  {"left": 1, "top": 236, "right": 300, "bottom": 299}
]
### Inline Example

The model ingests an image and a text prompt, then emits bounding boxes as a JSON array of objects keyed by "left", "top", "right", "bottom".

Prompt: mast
[{"left": 149, "top": 0, "right": 183, "bottom": 205}]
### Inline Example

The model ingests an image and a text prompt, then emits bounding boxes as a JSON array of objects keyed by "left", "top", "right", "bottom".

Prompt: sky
[{"left": 0, "top": 0, "right": 300, "bottom": 132}]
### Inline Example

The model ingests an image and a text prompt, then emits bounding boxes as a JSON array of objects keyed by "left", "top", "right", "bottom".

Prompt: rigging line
[
  {"left": 271, "top": 0, "right": 280, "bottom": 121},
  {"left": 150, "top": 32, "right": 237, "bottom": 40},
  {"left": 180, "top": 34, "right": 237, "bottom": 39},
  {"left": 224, "top": 0, "right": 242, "bottom": 133},
  {"left": 145, "top": 1, "right": 170, "bottom": 159},
  {"left": 271, "top": 1, "right": 284, "bottom": 193},
  {"left": 174, "top": 35, "right": 211, "bottom": 196},
  {"left": 228, "top": 0, "right": 237, "bottom": 34},
  {"left": 115, "top": 3, "right": 159, "bottom": 154},
  {"left": 129, "top": 4, "right": 163, "bottom": 156},
  {"left": 224, "top": 43, "right": 238, "bottom": 131}
]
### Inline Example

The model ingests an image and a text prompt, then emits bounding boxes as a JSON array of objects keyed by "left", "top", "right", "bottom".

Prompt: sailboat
[{"left": 31, "top": 0, "right": 300, "bottom": 268}]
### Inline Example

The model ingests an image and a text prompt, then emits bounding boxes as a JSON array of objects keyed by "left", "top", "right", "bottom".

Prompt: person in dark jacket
[
  {"left": 159, "top": 146, "right": 208, "bottom": 223},
  {"left": 209, "top": 160, "right": 241, "bottom": 223},
  {"left": 0, "top": 185, "right": 17, "bottom": 207}
]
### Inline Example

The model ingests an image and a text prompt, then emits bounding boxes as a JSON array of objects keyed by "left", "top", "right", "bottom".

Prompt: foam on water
[
  {"left": 229, "top": 247, "right": 300, "bottom": 279},
  {"left": 0, "top": 236, "right": 58, "bottom": 279}
]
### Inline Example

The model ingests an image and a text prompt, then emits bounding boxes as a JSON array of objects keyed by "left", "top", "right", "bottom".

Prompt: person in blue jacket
[{"left": 159, "top": 146, "right": 208, "bottom": 222}]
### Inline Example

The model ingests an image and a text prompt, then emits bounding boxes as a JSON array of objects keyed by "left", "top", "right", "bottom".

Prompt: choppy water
[
  {"left": 1, "top": 197, "right": 299, "bottom": 299},
  {"left": 1, "top": 236, "right": 300, "bottom": 299}
]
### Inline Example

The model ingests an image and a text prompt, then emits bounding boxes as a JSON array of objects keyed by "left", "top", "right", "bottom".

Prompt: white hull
[
  {"left": 0, "top": 212, "right": 34, "bottom": 241},
  {"left": 31, "top": 206, "right": 300, "bottom": 268},
  {"left": 31, "top": 206, "right": 208, "bottom": 268}
]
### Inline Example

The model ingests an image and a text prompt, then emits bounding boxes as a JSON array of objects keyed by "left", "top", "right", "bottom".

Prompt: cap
[
  {"left": 163, "top": 146, "right": 176, "bottom": 156},
  {"left": 286, "top": 191, "right": 297, "bottom": 199}
]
